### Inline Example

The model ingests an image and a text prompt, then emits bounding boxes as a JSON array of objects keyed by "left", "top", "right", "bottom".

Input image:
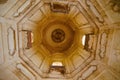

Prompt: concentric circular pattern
[
  {"left": 52, "top": 29, "right": 65, "bottom": 43},
  {"left": 42, "top": 21, "right": 74, "bottom": 53}
]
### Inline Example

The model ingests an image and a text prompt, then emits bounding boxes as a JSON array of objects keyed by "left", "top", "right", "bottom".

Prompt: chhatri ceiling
[{"left": 0, "top": 0, "right": 120, "bottom": 80}]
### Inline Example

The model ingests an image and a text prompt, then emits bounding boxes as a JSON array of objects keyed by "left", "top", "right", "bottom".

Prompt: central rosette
[
  {"left": 42, "top": 21, "right": 74, "bottom": 53},
  {"left": 52, "top": 29, "right": 65, "bottom": 43}
]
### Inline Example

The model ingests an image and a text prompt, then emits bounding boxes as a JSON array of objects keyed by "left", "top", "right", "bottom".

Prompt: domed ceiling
[{"left": 0, "top": 0, "right": 120, "bottom": 80}]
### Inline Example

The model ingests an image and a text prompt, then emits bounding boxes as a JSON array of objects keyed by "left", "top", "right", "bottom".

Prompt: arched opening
[
  {"left": 52, "top": 61, "right": 63, "bottom": 66},
  {"left": 49, "top": 61, "right": 65, "bottom": 75},
  {"left": 82, "top": 35, "right": 86, "bottom": 46}
]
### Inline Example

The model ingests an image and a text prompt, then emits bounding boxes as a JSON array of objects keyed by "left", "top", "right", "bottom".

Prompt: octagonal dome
[{"left": 0, "top": 0, "right": 120, "bottom": 80}]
